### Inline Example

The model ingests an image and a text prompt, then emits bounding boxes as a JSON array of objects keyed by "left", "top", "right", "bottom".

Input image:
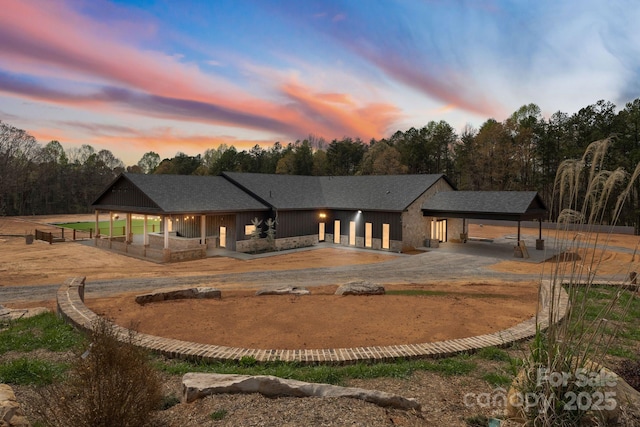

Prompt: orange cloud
[
  {"left": 31, "top": 124, "right": 275, "bottom": 166},
  {"left": 0, "top": 0, "right": 406, "bottom": 151},
  {"left": 280, "top": 82, "right": 401, "bottom": 140}
]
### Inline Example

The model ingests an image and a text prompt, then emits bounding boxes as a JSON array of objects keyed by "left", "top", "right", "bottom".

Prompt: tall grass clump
[
  {"left": 513, "top": 138, "right": 640, "bottom": 426},
  {"left": 31, "top": 318, "right": 163, "bottom": 427}
]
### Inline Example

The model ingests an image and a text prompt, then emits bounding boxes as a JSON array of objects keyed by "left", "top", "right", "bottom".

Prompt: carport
[{"left": 422, "top": 191, "right": 548, "bottom": 255}]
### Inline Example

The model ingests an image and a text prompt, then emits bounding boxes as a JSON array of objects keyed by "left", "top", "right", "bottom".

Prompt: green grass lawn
[{"left": 57, "top": 219, "right": 162, "bottom": 235}]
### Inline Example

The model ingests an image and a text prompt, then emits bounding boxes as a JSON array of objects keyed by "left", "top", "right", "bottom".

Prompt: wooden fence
[
  {"left": 35, "top": 229, "right": 63, "bottom": 244},
  {"left": 34, "top": 227, "right": 93, "bottom": 244}
]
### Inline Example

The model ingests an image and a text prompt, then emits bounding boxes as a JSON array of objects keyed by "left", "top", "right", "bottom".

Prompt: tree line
[{"left": 1, "top": 98, "right": 639, "bottom": 230}]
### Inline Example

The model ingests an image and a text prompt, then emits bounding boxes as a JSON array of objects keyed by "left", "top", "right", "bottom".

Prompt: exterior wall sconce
[{"left": 319, "top": 213, "right": 327, "bottom": 219}]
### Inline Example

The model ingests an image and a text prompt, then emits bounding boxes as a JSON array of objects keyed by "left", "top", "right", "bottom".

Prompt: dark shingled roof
[
  {"left": 92, "top": 173, "right": 269, "bottom": 214},
  {"left": 223, "top": 172, "right": 450, "bottom": 211},
  {"left": 421, "top": 191, "right": 547, "bottom": 220}
]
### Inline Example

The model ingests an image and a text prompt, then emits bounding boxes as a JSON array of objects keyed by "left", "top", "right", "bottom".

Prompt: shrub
[{"left": 32, "top": 318, "right": 163, "bottom": 427}]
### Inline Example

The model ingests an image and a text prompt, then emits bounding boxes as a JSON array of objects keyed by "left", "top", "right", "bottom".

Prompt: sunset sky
[{"left": 1, "top": 0, "right": 639, "bottom": 166}]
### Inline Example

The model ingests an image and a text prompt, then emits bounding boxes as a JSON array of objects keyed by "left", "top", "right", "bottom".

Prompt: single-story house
[{"left": 90, "top": 172, "right": 547, "bottom": 262}]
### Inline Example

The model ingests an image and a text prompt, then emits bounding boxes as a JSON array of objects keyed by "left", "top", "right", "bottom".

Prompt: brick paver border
[{"left": 57, "top": 277, "right": 569, "bottom": 364}]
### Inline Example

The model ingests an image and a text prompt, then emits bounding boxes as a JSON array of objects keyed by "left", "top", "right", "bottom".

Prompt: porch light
[{"left": 319, "top": 213, "right": 326, "bottom": 219}]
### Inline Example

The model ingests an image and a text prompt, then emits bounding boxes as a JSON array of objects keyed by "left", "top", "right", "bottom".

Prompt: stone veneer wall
[
  {"left": 324, "top": 234, "right": 402, "bottom": 252},
  {"left": 94, "top": 236, "right": 204, "bottom": 262},
  {"left": 401, "top": 178, "right": 459, "bottom": 250},
  {"left": 236, "top": 235, "right": 319, "bottom": 253},
  {"left": 57, "top": 277, "right": 568, "bottom": 365},
  {"left": 147, "top": 233, "right": 202, "bottom": 250}
]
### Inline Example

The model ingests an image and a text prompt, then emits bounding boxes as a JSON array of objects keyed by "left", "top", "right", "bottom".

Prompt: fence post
[
  {"left": 73, "top": 229, "right": 76, "bottom": 240},
  {"left": 61, "top": 228, "right": 64, "bottom": 239},
  {"left": 48, "top": 232, "right": 52, "bottom": 244},
  {"left": 90, "top": 228, "right": 93, "bottom": 239}
]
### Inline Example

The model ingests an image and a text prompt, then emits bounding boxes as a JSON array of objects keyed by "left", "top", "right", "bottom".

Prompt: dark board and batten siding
[
  {"left": 274, "top": 210, "right": 320, "bottom": 239},
  {"left": 328, "top": 210, "right": 402, "bottom": 241},
  {"left": 235, "top": 211, "right": 270, "bottom": 240},
  {"left": 97, "top": 179, "right": 159, "bottom": 211}
]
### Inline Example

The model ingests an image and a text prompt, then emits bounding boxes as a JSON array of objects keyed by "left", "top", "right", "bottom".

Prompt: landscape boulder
[
  {"left": 255, "top": 286, "right": 310, "bottom": 296},
  {"left": 0, "top": 384, "right": 30, "bottom": 427},
  {"left": 335, "top": 280, "right": 385, "bottom": 296},
  {"left": 135, "top": 286, "right": 221, "bottom": 304},
  {"left": 505, "top": 363, "right": 640, "bottom": 424},
  {"left": 182, "top": 373, "right": 421, "bottom": 411}
]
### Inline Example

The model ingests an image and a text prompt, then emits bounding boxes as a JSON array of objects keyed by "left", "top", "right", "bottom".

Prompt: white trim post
[
  {"left": 109, "top": 211, "right": 113, "bottom": 239},
  {"left": 94, "top": 210, "right": 99, "bottom": 238},
  {"left": 143, "top": 215, "right": 149, "bottom": 246},
  {"left": 126, "top": 213, "right": 132, "bottom": 243},
  {"left": 200, "top": 215, "right": 206, "bottom": 245},
  {"left": 164, "top": 215, "right": 169, "bottom": 249}
]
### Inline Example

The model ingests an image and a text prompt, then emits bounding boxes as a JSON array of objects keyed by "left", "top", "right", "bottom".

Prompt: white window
[
  {"left": 245, "top": 224, "right": 256, "bottom": 236},
  {"left": 382, "top": 223, "right": 390, "bottom": 249},
  {"left": 349, "top": 221, "right": 356, "bottom": 246},
  {"left": 219, "top": 226, "right": 226, "bottom": 248},
  {"left": 431, "top": 219, "right": 447, "bottom": 242},
  {"left": 365, "top": 222, "right": 372, "bottom": 248},
  {"left": 334, "top": 220, "right": 341, "bottom": 244},
  {"left": 319, "top": 222, "right": 325, "bottom": 241}
]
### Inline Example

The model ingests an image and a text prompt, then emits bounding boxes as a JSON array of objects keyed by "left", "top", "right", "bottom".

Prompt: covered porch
[
  {"left": 92, "top": 211, "right": 237, "bottom": 262},
  {"left": 422, "top": 191, "right": 548, "bottom": 258}
]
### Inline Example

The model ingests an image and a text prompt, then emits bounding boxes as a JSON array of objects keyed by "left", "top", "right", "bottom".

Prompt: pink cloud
[
  {"left": 31, "top": 124, "right": 276, "bottom": 165},
  {"left": 0, "top": 0, "right": 406, "bottom": 147}
]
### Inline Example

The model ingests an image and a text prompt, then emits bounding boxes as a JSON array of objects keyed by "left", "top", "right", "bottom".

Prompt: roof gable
[
  {"left": 92, "top": 173, "right": 269, "bottom": 214},
  {"left": 92, "top": 175, "right": 161, "bottom": 212}
]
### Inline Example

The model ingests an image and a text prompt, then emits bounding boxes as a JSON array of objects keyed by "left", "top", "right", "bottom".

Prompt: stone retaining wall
[
  {"left": 236, "top": 235, "right": 319, "bottom": 253},
  {"left": 94, "top": 237, "right": 204, "bottom": 262},
  {"left": 57, "top": 277, "right": 568, "bottom": 365}
]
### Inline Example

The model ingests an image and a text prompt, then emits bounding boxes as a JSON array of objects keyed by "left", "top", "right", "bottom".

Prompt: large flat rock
[
  {"left": 255, "top": 286, "right": 310, "bottom": 296},
  {"left": 335, "top": 280, "right": 385, "bottom": 296},
  {"left": 182, "top": 372, "right": 420, "bottom": 411},
  {"left": 135, "top": 287, "right": 221, "bottom": 304}
]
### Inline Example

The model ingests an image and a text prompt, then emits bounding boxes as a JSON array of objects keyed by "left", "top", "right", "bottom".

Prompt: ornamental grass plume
[{"left": 516, "top": 138, "right": 640, "bottom": 426}]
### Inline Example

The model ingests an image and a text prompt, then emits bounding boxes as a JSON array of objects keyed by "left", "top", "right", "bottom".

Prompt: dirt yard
[
  {"left": 0, "top": 214, "right": 542, "bottom": 348},
  {"left": 87, "top": 282, "right": 538, "bottom": 349},
  {"left": 2, "top": 214, "right": 638, "bottom": 349},
  {"left": 3, "top": 215, "right": 640, "bottom": 427}
]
